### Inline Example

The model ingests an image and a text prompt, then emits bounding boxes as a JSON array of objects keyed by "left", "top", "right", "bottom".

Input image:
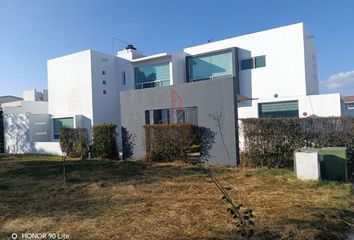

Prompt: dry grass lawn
[{"left": 0, "top": 154, "right": 353, "bottom": 240}]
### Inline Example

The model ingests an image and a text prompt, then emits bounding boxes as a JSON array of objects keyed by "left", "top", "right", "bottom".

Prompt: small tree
[
  {"left": 92, "top": 124, "right": 119, "bottom": 160},
  {"left": 59, "top": 128, "right": 88, "bottom": 158}
]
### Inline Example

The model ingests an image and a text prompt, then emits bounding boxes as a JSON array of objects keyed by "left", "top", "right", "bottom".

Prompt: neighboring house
[
  {"left": 0, "top": 96, "right": 23, "bottom": 110},
  {"left": 343, "top": 96, "right": 354, "bottom": 110},
  {"left": 343, "top": 96, "right": 354, "bottom": 116},
  {"left": 3, "top": 22, "right": 352, "bottom": 164},
  {"left": 2, "top": 89, "right": 62, "bottom": 155},
  {"left": 0, "top": 95, "right": 23, "bottom": 153}
]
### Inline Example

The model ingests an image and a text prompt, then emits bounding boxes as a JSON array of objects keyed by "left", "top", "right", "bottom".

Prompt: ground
[{"left": 0, "top": 154, "right": 353, "bottom": 240}]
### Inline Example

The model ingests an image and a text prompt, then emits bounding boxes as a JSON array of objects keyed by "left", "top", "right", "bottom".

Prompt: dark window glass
[
  {"left": 122, "top": 71, "right": 126, "bottom": 85},
  {"left": 259, "top": 101, "right": 299, "bottom": 118},
  {"left": 102, "top": 80, "right": 107, "bottom": 85},
  {"left": 102, "top": 70, "right": 106, "bottom": 75},
  {"left": 241, "top": 58, "right": 254, "bottom": 70},
  {"left": 153, "top": 110, "right": 162, "bottom": 124},
  {"left": 255, "top": 56, "right": 266, "bottom": 68},
  {"left": 103, "top": 90, "right": 107, "bottom": 94},
  {"left": 145, "top": 111, "right": 150, "bottom": 125}
]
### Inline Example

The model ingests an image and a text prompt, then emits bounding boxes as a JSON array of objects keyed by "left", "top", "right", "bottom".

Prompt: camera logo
[{"left": 11, "top": 233, "right": 17, "bottom": 239}]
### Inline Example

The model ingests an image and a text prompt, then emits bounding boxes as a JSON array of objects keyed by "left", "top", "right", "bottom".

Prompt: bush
[
  {"left": 59, "top": 128, "right": 88, "bottom": 158},
  {"left": 241, "top": 117, "right": 354, "bottom": 168},
  {"left": 144, "top": 123, "right": 198, "bottom": 162},
  {"left": 92, "top": 124, "right": 119, "bottom": 160}
]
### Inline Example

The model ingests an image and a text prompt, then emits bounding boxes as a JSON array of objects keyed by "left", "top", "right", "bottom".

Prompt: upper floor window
[
  {"left": 122, "top": 71, "right": 126, "bottom": 85},
  {"left": 241, "top": 58, "right": 253, "bottom": 70},
  {"left": 255, "top": 56, "right": 266, "bottom": 68},
  {"left": 134, "top": 62, "right": 170, "bottom": 89},
  {"left": 187, "top": 50, "right": 233, "bottom": 82},
  {"left": 241, "top": 55, "right": 266, "bottom": 70},
  {"left": 102, "top": 70, "right": 106, "bottom": 75}
]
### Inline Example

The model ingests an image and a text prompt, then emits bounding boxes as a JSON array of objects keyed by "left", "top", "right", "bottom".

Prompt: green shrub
[
  {"left": 59, "top": 128, "right": 88, "bottom": 158},
  {"left": 241, "top": 117, "right": 354, "bottom": 168},
  {"left": 92, "top": 124, "right": 119, "bottom": 160},
  {"left": 144, "top": 123, "right": 198, "bottom": 162}
]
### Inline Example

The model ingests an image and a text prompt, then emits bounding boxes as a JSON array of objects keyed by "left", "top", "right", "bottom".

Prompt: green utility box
[{"left": 319, "top": 147, "right": 348, "bottom": 182}]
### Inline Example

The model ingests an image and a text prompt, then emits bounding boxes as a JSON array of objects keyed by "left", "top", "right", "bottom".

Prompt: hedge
[
  {"left": 0, "top": 110, "right": 3, "bottom": 153},
  {"left": 241, "top": 117, "right": 354, "bottom": 168},
  {"left": 59, "top": 127, "right": 88, "bottom": 158},
  {"left": 92, "top": 124, "right": 119, "bottom": 160},
  {"left": 144, "top": 123, "right": 199, "bottom": 162}
]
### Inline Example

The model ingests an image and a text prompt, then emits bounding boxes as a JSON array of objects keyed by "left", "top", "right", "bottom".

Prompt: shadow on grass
[{"left": 278, "top": 206, "right": 354, "bottom": 240}]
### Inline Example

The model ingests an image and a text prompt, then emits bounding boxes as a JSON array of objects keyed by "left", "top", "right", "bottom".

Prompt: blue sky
[{"left": 0, "top": 0, "right": 354, "bottom": 97}]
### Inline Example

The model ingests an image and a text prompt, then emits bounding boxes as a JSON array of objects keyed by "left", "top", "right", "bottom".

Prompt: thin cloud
[{"left": 321, "top": 70, "right": 354, "bottom": 90}]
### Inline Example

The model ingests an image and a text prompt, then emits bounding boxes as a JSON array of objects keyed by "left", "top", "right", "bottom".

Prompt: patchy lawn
[{"left": 0, "top": 156, "right": 352, "bottom": 240}]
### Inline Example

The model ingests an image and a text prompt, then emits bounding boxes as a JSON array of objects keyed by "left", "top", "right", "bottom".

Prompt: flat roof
[{"left": 131, "top": 53, "right": 171, "bottom": 63}]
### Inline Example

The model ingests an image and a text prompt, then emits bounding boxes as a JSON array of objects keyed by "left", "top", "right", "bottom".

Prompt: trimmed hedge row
[
  {"left": 92, "top": 124, "right": 119, "bottom": 160},
  {"left": 60, "top": 124, "right": 119, "bottom": 160},
  {"left": 241, "top": 117, "right": 354, "bottom": 168},
  {"left": 144, "top": 123, "right": 198, "bottom": 162}
]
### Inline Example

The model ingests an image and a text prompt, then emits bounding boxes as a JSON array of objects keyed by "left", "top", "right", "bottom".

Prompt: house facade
[{"left": 2, "top": 22, "right": 351, "bottom": 164}]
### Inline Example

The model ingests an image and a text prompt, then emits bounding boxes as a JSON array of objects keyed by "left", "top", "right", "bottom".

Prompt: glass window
[
  {"left": 134, "top": 62, "right": 170, "bottom": 89},
  {"left": 255, "top": 56, "right": 266, "bottom": 68},
  {"left": 53, "top": 118, "right": 73, "bottom": 139},
  {"left": 102, "top": 80, "right": 107, "bottom": 85},
  {"left": 188, "top": 50, "right": 233, "bottom": 82},
  {"left": 346, "top": 102, "right": 354, "bottom": 109},
  {"left": 146, "top": 107, "right": 198, "bottom": 125},
  {"left": 259, "top": 101, "right": 299, "bottom": 118},
  {"left": 145, "top": 111, "right": 150, "bottom": 124},
  {"left": 241, "top": 58, "right": 254, "bottom": 70},
  {"left": 122, "top": 71, "right": 126, "bottom": 85}
]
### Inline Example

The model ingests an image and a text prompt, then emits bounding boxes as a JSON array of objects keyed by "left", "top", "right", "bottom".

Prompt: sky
[{"left": 0, "top": 0, "right": 354, "bottom": 97}]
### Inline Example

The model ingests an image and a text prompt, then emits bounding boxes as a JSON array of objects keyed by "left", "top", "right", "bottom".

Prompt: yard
[{"left": 0, "top": 154, "right": 353, "bottom": 240}]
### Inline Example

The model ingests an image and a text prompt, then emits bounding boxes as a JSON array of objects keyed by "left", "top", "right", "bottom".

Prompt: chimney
[{"left": 117, "top": 44, "right": 144, "bottom": 61}]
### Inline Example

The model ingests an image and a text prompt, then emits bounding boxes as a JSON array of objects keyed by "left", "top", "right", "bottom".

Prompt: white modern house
[{"left": 2, "top": 22, "right": 352, "bottom": 160}]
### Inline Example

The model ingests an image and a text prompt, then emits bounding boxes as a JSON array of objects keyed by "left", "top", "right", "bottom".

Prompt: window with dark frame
[{"left": 122, "top": 71, "right": 126, "bottom": 85}]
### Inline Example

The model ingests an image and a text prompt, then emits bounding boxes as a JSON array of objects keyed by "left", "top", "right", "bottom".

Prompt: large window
[
  {"left": 53, "top": 117, "right": 74, "bottom": 139},
  {"left": 145, "top": 107, "right": 198, "bottom": 125},
  {"left": 134, "top": 62, "right": 170, "bottom": 89},
  {"left": 187, "top": 50, "right": 233, "bottom": 82},
  {"left": 259, "top": 101, "right": 299, "bottom": 118}
]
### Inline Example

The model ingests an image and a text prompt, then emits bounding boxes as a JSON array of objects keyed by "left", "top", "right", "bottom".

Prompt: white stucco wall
[
  {"left": 3, "top": 113, "right": 51, "bottom": 154},
  {"left": 184, "top": 23, "right": 313, "bottom": 99},
  {"left": 238, "top": 93, "right": 342, "bottom": 118},
  {"left": 48, "top": 50, "right": 94, "bottom": 122},
  {"left": 4, "top": 113, "right": 31, "bottom": 154}
]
